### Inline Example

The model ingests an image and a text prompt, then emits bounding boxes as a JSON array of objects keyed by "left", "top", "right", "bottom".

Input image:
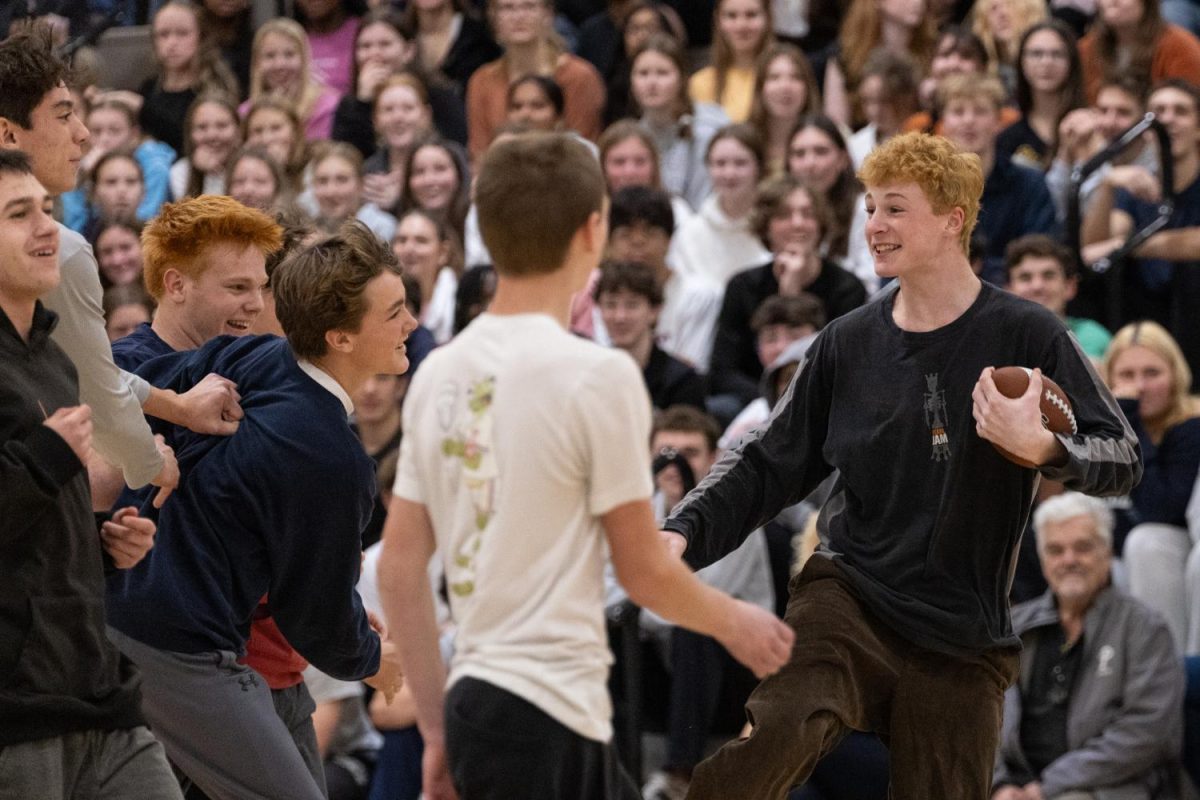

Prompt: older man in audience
[{"left": 992, "top": 493, "right": 1184, "bottom": 800}]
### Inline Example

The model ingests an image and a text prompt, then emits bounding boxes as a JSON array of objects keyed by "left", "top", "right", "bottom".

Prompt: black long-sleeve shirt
[{"left": 667, "top": 283, "right": 1141, "bottom": 656}]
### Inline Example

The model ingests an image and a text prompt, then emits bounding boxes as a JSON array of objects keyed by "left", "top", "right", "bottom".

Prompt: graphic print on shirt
[
  {"left": 440, "top": 375, "right": 498, "bottom": 597},
  {"left": 924, "top": 373, "right": 951, "bottom": 461}
]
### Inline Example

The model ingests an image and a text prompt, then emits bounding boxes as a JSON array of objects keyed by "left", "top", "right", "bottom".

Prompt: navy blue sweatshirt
[
  {"left": 1, "top": 304, "right": 143, "bottom": 745},
  {"left": 667, "top": 283, "right": 1141, "bottom": 657},
  {"left": 106, "top": 334, "right": 381, "bottom": 681}
]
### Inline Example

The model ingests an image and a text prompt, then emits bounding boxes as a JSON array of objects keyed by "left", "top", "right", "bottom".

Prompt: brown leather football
[{"left": 990, "top": 366, "right": 1077, "bottom": 468}]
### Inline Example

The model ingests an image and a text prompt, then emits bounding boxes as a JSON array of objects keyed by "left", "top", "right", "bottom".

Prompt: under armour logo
[{"left": 237, "top": 674, "right": 259, "bottom": 692}]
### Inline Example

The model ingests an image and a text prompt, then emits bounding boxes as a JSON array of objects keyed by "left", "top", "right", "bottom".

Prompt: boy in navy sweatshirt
[{"left": 106, "top": 221, "right": 411, "bottom": 800}]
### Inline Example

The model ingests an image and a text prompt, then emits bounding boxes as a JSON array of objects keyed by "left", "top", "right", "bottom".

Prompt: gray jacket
[{"left": 995, "top": 585, "right": 1184, "bottom": 800}]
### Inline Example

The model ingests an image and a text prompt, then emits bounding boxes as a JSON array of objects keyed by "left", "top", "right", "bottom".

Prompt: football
[{"left": 990, "top": 366, "right": 1077, "bottom": 468}]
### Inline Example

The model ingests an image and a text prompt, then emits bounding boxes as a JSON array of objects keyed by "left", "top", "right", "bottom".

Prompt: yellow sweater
[{"left": 688, "top": 66, "right": 755, "bottom": 123}]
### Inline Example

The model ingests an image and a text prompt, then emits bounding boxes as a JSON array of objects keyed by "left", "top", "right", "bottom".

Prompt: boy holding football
[{"left": 663, "top": 132, "right": 1142, "bottom": 799}]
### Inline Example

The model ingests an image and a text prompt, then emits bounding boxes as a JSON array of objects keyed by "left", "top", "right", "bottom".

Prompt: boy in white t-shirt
[{"left": 377, "top": 133, "right": 795, "bottom": 800}]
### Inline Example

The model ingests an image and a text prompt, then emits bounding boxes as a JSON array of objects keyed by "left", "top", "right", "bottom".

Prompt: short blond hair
[
  {"left": 858, "top": 132, "right": 982, "bottom": 253},
  {"left": 142, "top": 195, "right": 282, "bottom": 300},
  {"left": 937, "top": 72, "right": 1007, "bottom": 115}
]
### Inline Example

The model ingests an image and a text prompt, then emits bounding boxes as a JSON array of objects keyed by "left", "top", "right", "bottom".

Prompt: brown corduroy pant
[{"left": 687, "top": 556, "right": 1020, "bottom": 800}]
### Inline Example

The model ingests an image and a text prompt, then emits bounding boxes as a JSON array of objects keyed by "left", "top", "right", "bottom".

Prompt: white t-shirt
[{"left": 393, "top": 313, "right": 654, "bottom": 742}]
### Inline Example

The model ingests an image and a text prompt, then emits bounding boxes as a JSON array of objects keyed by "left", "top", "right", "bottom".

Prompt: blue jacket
[{"left": 106, "top": 335, "right": 381, "bottom": 681}]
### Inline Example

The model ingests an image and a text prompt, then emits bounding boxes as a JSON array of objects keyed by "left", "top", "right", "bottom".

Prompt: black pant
[{"left": 445, "top": 677, "right": 640, "bottom": 800}]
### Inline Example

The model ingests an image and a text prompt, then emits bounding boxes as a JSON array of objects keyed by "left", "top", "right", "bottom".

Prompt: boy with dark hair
[
  {"left": 1004, "top": 234, "right": 1112, "bottom": 360},
  {"left": 608, "top": 185, "right": 722, "bottom": 371},
  {"left": 665, "top": 132, "right": 1139, "bottom": 799},
  {"left": 0, "top": 149, "right": 181, "bottom": 799},
  {"left": 0, "top": 26, "right": 238, "bottom": 506},
  {"left": 106, "top": 221, "right": 409, "bottom": 800},
  {"left": 378, "top": 133, "right": 794, "bottom": 800},
  {"left": 594, "top": 259, "right": 705, "bottom": 411},
  {"left": 1083, "top": 78, "right": 1200, "bottom": 388}
]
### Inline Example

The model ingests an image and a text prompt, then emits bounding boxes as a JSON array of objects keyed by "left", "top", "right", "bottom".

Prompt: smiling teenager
[
  {"left": 0, "top": 149, "right": 184, "bottom": 800},
  {"left": 0, "top": 27, "right": 243, "bottom": 509},
  {"left": 662, "top": 131, "right": 1141, "bottom": 800},
  {"left": 106, "top": 220, "right": 410, "bottom": 800}
]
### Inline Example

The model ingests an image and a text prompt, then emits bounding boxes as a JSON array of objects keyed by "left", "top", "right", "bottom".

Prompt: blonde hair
[
  {"left": 248, "top": 19, "right": 324, "bottom": 127},
  {"left": 971, "top": 0, "right": 1047, "bottom": 70},
  {"left": 858, "top": 132, "right": 982, "bottom": 253},
  {"left": 937, "top": 72, "right": 1008, "bottom": 114},
  {"left": 1104, "top": 321, "right": 1200, "bottom": 435}
]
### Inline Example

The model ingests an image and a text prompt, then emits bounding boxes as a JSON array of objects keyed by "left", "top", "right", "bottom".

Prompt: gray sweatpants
[
  {"left": 0, "top": 726, "right": 182, "bottom": 800},
  {"left": 107, "top": 627, "right": 327, "bottom": 800}
]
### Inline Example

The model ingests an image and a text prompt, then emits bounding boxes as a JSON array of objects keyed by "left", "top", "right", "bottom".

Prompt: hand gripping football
[{"left": 990, "top": 366, "right": 1077, "bottom": 468}]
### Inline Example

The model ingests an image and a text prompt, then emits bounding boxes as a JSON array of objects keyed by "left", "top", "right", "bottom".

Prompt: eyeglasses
[{"left": 1024, "top": 48, "right": 1069, "bottom": 61}]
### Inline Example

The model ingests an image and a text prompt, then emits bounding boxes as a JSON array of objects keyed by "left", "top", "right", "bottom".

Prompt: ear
[
  {"left": 582, "top": 209, "right": 606, "bottom": 255},
  {"left": 161, "top": 268, "right": 188, "bottom": 302},
  {"left": 324, "top": 327, "right": 356, "bottom": 355},
  {"left": 945, "top": 206, "right": 965, "bottom": 241},
  {"left": 0, "top": 116, "right": 22, "bottom": 148}
]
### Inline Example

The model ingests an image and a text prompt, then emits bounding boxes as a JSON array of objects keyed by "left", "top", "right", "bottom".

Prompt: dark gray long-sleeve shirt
[{"left": 665, "top": 283, "right": 1141, "bottom": 656}]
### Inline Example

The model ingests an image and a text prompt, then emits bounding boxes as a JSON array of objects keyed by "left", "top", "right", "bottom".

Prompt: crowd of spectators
[{"left": 8, "top": 0, "right": 1200, "bottom": 796}]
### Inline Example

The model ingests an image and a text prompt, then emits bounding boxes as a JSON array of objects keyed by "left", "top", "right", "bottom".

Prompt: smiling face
[
  {"left": 1021, "top": 29, "right": 1070, "bottom": 94},
  {"left": 0, "top": 172, "right": 60, "bottom": 306},
  {"left": 604, "top": 136, "right": 656, "bottom": 192},
  {"left": 864, "top": 181, "right": 961, "bottom": 279},
  {"left": 342, "top": 270, "right": 419, "bottom": 376},
  {"left": 153, "top": 5, "right": 200, "bottom": 73},
  {"left": 228, "top": 156, "right": 278, "bottom": 210},
  {"left": 1007, "top": 254, "right": 1075, "bottom": 315},
  {"left": 391, "top": 212, "right": 448, "bottom": 286},
  {"left": 408, "top": 145, "right": 459, "bottom": 211},
  {"left": 375, "top": 84, "right": 429, "bottom": 151},
  {"left": 1110, "top": 344, "right": 1175, "bottom": 421},
  {"left": 1095, "top": 85, "right": 1141, "bottom": 142},
  {"left": 93, "top": 157, "right": 143, "bottom": 219},
  {"left": 258, "top": 31, "right": 304, "bottom": 93},
  {"left": 598, "top": 287, "right": 657, "bottom": 350},
  {"left": 787, "top": 126, "right": 846, "bottom": 193},
  {"left": 245, "top": 107, "right": 297, "bottom": 165},
  {"left": 96, "top": 225, "right": 144, "bottom": 287},
  {"left": 761, "top": 54, "right": 809, "bottom": 121},
  {"left": 165, "top": 241, "right": 267, "bottom": 346},
  {"left": 313, "top": 154, "right": 363, "bottom": 221},
  {"left": 1039, "top": 514, "right": 1111, "bottom": 607},
  {"left": 631, "top": 50, "right": 682, "bottom": 115},
  {"left": 3, "top": 83, "right": 89, "bottom": 196},
  {"left": 766, "top": 187, "right": 821, "bottom": 255},
  {"left": 356, "top": 21, "right": 412, "bottom": 72},
  {"left": 190, "top": 102, "right": 240, "bottom": 165}
]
